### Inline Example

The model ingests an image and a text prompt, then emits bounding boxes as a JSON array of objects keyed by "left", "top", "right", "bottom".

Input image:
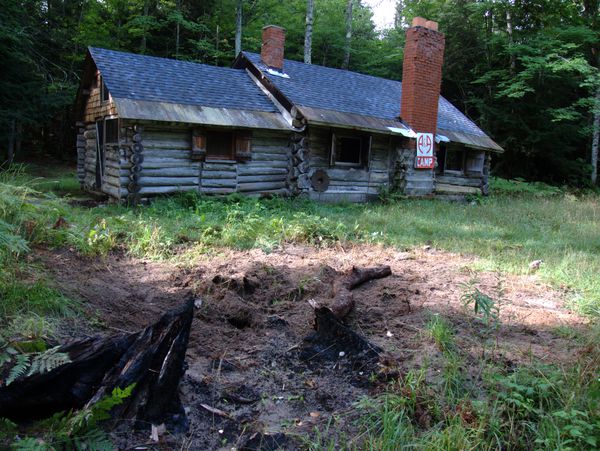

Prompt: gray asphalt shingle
[
  {"left": 244, "top": 52, "right": 488, "bottom": 137},
  {"left": 89, "top": 47, "right": 277, "bottom": 113}
]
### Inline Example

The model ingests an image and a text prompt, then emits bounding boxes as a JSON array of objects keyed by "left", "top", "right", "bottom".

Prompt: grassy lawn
[
  {"left": 1, "top": 164, "right": 599, "bottom": 449},
  {"left": 7, "top": 165, "right": 598, "bottom": 315}
]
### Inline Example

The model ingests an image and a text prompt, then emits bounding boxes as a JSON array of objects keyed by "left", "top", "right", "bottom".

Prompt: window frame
[
  {"left": 100, "top": 76, "right": 110, "bottom": 103},
  {"left": 438, "top": 144, "right": 485, "bottom": 176},
  {"left": 330, "top": 131, "right": 371, "bottom": 169},
  {"left": 191, "top": 128, "right": 253, "bottom": 162}
]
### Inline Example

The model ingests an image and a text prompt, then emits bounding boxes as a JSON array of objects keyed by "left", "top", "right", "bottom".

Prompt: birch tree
[
  {"left": 304, "top": 0, "right": 314, "bottom": 64},
  {"left": 235, "top": 0, "right": 243, "bottom": 56},
  {"left": 342, "top": 0, "right": 353, "bottom": 69}
]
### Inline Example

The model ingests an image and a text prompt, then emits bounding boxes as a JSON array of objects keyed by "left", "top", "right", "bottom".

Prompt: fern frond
[
  {"left": 27, "top": 347, "right": 71, "bottom": 377},
  {"left": 73, "top": 428, "right": 113, "bottom": 451},
  {"left": 6, "top": 353, "right": 31, "bottom": 385}
]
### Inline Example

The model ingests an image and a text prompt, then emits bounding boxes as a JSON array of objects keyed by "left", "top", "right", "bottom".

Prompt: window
[
  {"left": 437, "top": 144, "right": 485, "bottom": 175},
  {"left": 104, "top": 118, "right": 118, "bottom": 144},
  {"left": 330, "top": 132, "right": 370, "bottom": 167},
  {"left": 191, "top": 129, "right": 252, "bottom": 161},
  {"left": 101, "top": 77, "right": 110, "bottom": 102},
  {"left": 207, "top": 131, "right": 234, "bottom": 160},
  {"left": 444, "top": 149, "right": 465, "bottom": 173}
]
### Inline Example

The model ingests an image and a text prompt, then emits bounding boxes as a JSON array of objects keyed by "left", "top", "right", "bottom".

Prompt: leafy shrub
[{"left": 490, "top": 177, "right": 565, "bottom": 197}]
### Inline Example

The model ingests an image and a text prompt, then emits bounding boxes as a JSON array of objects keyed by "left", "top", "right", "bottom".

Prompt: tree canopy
[{"left": 1, "top": 0, "right": 598, "bottom": 186}]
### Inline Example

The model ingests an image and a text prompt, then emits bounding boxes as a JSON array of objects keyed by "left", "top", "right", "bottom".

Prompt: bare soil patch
[{"left": 37, "top": 244, "right": 587, "bottom": 449}]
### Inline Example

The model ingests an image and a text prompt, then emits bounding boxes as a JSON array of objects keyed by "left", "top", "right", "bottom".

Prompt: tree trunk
[
  {"left": 15, "top": 121, "right": 22, "bottom": 160},
  {"left": 7, "top": 119, "right": 16, "bottom": 164},
  {"left": 304, "top": 0, "right": 314, "bottom": 64},
  {"left": 235, "top": 0, "right": 243, "bottom": 56},
  {"left": 505, "top": 4, "right": 515, "bottom": 75},
  {"left": 342, "top": 0, "right": 353, "bottom": 70},
  {"left": 592, "top": 85, "right": 600, "bottom": 185},
  {"left": 175, "top": 0, "right": 181, "bottom": 58},
  {"left": 140, "top": 0, "right": 149, "bottom": 53}
]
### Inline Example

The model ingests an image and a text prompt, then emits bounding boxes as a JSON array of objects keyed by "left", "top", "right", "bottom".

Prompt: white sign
[{"left": 415, "top": 132, "right": 435, "bottom": 169}]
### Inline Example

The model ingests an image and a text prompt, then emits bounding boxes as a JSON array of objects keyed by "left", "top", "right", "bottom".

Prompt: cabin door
[{"left": 95, "top": 120, "right": 105, "bottom": 189}]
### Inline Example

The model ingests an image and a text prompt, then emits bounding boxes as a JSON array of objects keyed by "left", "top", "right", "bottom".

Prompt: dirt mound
[{"left": 37, "top": 244, "right": 587, "bottom": 449}]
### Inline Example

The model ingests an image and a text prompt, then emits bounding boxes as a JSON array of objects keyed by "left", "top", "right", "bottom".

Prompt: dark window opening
[
  {"left": 95, "top": 120, "right": 105, "bottom": 188},
  {"left": 101, "top": 78, "right": 110, "bottom": 102},
  {"left": 331, "top": 132, "right": 370, "bottom": 168},
  {"left": 105, "top": 118, "right": 118, "bottom": 144},
  {"left": 436, "top": 144, "right": 446, "bottom": 175},
  {"left": 338, "top": 137, "right": 362, "bottom": 164},
  {"left": 206, "top": 131, "right": 235, "bottom": 160},
  {"left": 444, "top": 149, "right": 465, "bottom": 173}
]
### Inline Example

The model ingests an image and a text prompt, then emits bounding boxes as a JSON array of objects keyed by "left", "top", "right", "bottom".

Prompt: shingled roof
[
  {"left": 243, "top": 52, "right": 502, "bottom": 151},
  {"left": 90, "top": 47, "right": 276, "bottom": 112},
  {"left": 86, "top": 47, "right": 290, "bottom": 130}
]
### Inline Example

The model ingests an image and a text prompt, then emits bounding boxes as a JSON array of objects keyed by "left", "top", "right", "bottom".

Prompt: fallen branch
[{"left": 311, "top": 265, "right": 392, "bottom": 320}]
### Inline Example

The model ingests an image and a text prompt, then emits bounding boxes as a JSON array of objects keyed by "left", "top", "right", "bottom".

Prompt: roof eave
[
  {"left": 437, "top": 128, "right": 504, "bottom": 153},
  {"left": 113, "top": 98, "right": 292, "bottom": 131}
]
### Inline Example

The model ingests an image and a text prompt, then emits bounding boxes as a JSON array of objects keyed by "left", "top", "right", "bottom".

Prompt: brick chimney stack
[
  {"left": 400, "top": 17, "right": 445, "bottom": 135},
  {"left": 261, "top": 25, "right": 285, "bottom": 70}
]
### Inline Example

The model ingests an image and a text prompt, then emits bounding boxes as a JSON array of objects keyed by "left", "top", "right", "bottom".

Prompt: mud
[{"left": 37, "top": 244, "right": 587, "bottom": 449}]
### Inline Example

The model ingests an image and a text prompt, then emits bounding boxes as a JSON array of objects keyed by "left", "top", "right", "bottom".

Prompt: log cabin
[{"left": 75, "top": 17, "right": 502, "bottom": 203}]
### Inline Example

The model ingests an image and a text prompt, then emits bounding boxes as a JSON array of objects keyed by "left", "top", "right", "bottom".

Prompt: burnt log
[
  {"left": 0, "top": 298, "right": 194, "bottom": 430},
  {"left": 300, "top": 307, "right": 384, "bottom": 386},
  {"left": 325, "top": 265, "right": 392, "bottom": 319}
]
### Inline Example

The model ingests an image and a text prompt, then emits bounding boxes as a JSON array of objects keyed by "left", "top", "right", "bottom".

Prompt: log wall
[
  {"left": 392, "top": 142, "right": 435, "bottom": 196},
  {"left": 434, "top": 149, "right": 489, "bottom": 196},
  {"left": 119, "top": 123, "right": 291, "bottom": 198},
  {"left": 304, "top": 127, "right": 391, "bottom": 202}
]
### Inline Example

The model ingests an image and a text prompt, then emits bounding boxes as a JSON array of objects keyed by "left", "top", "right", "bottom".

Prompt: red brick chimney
[
  {"left": 400, "top": 17, "right": 445, "bottom": 134},
  {"left": 261, "top": 25, "right": 285, "bottom": 70}
]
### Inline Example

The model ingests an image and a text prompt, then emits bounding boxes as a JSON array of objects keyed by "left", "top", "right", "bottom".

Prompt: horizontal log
[
  {"left": 200, "top": 187, "right": 237, "bottom": 195},
  {"left": 435, "top": 183, "right": 480, "bottom": 194},
  {"left": 250, "top": 153, "right": 288, "bottom": 162},
  {"left": 104, "top": 174, "right": 129, "bottom": 187},
  {"left": 143, "top": 133, "right": 191, "bottom": 150},
  {"left": 137, "top": 176, "right": 199, "bottom": 187},
  {"left": 202, "top": 162, "right": 237, "bottom": 172},
  {"left": 143, "top": 158, "right": 201, "bottom": 169},
  {"left": 237, "top": 166, "right": 288, "bottom": 176},
  {"left": 237, "top": 174, "right": 287, "bottom": 184},
  {"left": 200, "top": 170, "right": 238, "bottom": 180},
  {"left": 245, "top": 188, "right": 289, "bottom": 197},
  {"left": 143, "top": 149, "right": 191, "bottom": 159},
  {"left": 436, "top": 174, "right": 481, "bottom": 188},
  {"left": 101, "top": 184, "right": 121, "bottom": 199},
  {"left": 328, "top": 181, "right": 385, "bottom": 188},
  {"left": 242, "top": 160, "right": 289, "bottom": 169},
  {"left": 140, "top": 167, "right": 198, "bottom": 177},
  {"left": 238, "top": 181, "right": 285, "bottom": 192},
  {"left": 138, "top": 185, "right": 197, "bottom": 195},
  {"left": 105, "top": 166, "right": 129, "bottom": 178},
  {"left": 201, "top": 178, "right": 237, "bottom": 188},
  {"left": 251, "top": 145, "right": 289, "bottom": 155}
]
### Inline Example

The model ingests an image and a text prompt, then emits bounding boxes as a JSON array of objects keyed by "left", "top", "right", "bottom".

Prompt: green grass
[
  {"left": 1, "top": 164, "right": 599, "bottom": 449},
  {"left": 341, "top": 321, "right": 600, "bottom": 451},
  {"left": 1, "top": 164, "right": 599, "bottom": 316}
]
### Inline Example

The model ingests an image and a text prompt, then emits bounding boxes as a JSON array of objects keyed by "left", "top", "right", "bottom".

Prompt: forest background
[{"left": 1, "top": 0, "right": 599, "bottom": 186}]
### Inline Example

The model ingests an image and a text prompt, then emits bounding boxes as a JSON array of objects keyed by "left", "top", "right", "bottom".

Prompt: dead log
[
  {"left": 318, "top": 265, "right": 392, "bottom": 320},
  {"left": 0, "top": 298, "right": 194, "bottom": 431}
]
